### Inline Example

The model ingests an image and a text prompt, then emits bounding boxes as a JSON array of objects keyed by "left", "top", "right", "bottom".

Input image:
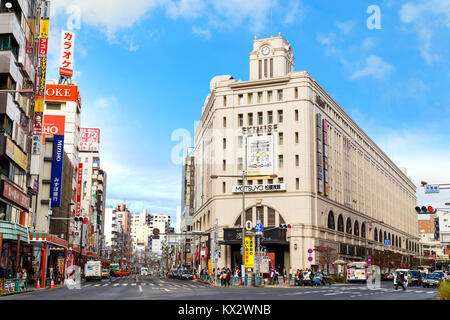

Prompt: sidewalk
[{"left": 0, "top": 279, "right": 87, "bottom": 297}]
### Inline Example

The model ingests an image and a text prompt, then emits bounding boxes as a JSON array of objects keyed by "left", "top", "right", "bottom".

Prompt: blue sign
[
  {"left": 425, "top": 184, "right": 440, "bottom": 194},
  {"left": 307, "top": 257, "right": 313, "bottom": 262},
  {"left": 50, "top": 135, "right": 64, "bottom": 208},
  {"left": 307, "top": 248, "right": 313, "bottom": 254},
  {"left": 255, "top": 223, "right": 263, "bottom": 232},
  {"left": 384, "top": 239, "right": 391, "bottom": 246}
]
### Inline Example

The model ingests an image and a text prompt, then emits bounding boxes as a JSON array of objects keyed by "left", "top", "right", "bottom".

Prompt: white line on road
[
  {"left": 113, "top": 283, "right": 119, "bottom": 286},
  {"left": 94, "top": 284, "right": 100, "bottom": 287},
  {"left": 131, "top": 283, "right": 137, "bottom": 286},
  {"left": 122, "top": 283, "right": 128, "bottom": 286},
  {"left": 139, "top": 285, "right": 142, "bottom": 293},
  {"left": 164, "top": 289, "right": 170, "bottom": 292}
]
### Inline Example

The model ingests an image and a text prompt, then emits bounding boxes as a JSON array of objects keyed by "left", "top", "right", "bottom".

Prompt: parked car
[
  {"left": 423, "top": 273, "right": 441, "bottom": 288},
  {"left": 102, "top": 269, "right": 110, "bottom": 279},
  {"left": 409, "top": 270, "right": 422, "bottom": 286},
  {"left": 170, "top": 270, "right": 179, "bottom": 279},
  {"left": 433, "top": 270, "right": 445, "bottom": 280},
  {"left": 382, "top": 273, "right": 394, "bottom": 281},
  {"left": 180, "top": 270, "right": 193, "bottom": 280},
  {"left": 315, "top": 272, "right": 332, "bottom": 285},
  {"left": 140, "top": 267, "right": 148, "bottom": 276}
]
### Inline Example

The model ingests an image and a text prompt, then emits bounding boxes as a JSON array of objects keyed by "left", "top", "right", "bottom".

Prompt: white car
[
  {"left": 140, "top": 267, "right": 148, "bottom": 276},
  {"left": 393, "top": 269, "right": 411, "bottom": 286}
]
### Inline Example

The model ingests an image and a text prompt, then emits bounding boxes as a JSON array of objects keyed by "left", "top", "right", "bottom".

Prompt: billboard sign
[
  {"left": 42, "top": 115, "right": 66, "bottom": 142},
  {"left": 59, "top": 30, "right": 75, "bottom": 77},
  {"left": 45, "top": 85, "right": 79, "bottom": 102},
  {"left": 244, "top": 236, "right": 255, "bottom": 268},
  {"left": 79, "top": 128, "right": 100, "bottom": 151},
  {"left": 38, "top": 38, "right": 48, "bottom": 56},
  {"left": 5, "top": 138, "right": 27, "bottom": 171},
  {"left": 425, "top": 184, "right": 440, "bottom": 194},
  {"left": 76, "top": 163, "right": 82, "bottom": 216},
  {"left": 246, "top": 135, "right": 274, "bottom": 180},
  {"left": 2, "top": 181, "right": 30, "bottom": 210},
  {"left": 50, "top": 135, "right": 64, "bottom": 207}
]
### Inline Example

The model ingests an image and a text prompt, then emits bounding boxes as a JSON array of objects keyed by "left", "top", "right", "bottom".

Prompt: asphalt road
[{"left": 0, "top": 276, "right": 439, "bottom": 300}]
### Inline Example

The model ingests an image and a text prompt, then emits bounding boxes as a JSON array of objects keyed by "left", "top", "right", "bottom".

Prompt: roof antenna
[{"left": 270, "top": 9, "right": 273, "bottom": 37}]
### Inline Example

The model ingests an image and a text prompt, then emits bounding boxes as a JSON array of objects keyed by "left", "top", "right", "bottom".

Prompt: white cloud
[
  {"left": 317, "top": 33, "right": 335, "bottom": 46},
  {"left": 336, "top": 20, "right": 357, "bottom": 34},
  {"left": 192, "top": 26, "right": 211, "bottom": 40},
  {"left": 399, "top": 0, "right": 450, "bottom": 64},
  {"left": 283, "top": 0, "right": 307, "bottom": 25},
  {"left": 165, "top": 0, "right": 206, "bottom": 19},
  {"left": 350, "top": 55, "right": 394, "bottom": 80},
  {"left": 51, "top": 0, "right": 161, "bottom": 42}
]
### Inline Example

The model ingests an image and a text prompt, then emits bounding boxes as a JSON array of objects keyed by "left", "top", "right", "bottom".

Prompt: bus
[
  {"left": 346, "top": 262, "right": 369, "bottom": 283},
  {"left": 109, "top": 263, "right": 120, "bottom": 275}
]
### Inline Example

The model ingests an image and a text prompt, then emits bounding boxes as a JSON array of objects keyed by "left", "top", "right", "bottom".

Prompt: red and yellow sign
[
  {"left": 244, "top": 236, "right": 255, "bottom": 268},
  {"left": 3, "top": 180, "right": 30, "bottom": 209},
  {"left": 208, "top": 259, "right": 212, "bottom": 275},
  {"left": 39, "top": 19, "right": 49, "bottom": 39},
  {"left": 45, "top": 85, "right": 79, "bottom": 102}
]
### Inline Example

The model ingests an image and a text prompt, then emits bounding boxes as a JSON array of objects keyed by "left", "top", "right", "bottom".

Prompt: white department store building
[{"left": 192, "top": 35, "right": 419, "bottom": 273}]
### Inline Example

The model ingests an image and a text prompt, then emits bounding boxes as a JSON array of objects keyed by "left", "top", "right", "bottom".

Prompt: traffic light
[
  {"left": 434, "top": 217, "right": 440, "bottom": 241},
  {"left": 280, "top": 224, "right": 292, "bottom": 229},
  {"left": 74, "top": 216, "right": 89, "bottom": 224},
  {"left": 415, "top": 206, "right": 437, "bottom": 214}
]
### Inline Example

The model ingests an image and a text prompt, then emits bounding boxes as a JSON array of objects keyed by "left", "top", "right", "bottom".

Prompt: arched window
[
  {"left": 346, "top": 218, "right": 352, "bottom": 234},
  {"left": 337, "top": 215, "right": 344, "bottom": 232},
  {"left": 361, "top": 223, "right": 366, "bottom": 238},
  {"left": 395, "top": 236, "right": 398, "bottom": 247},
  {"left": 327, "top": 211, "right": 335, "bottom": 230},
  {"left": 234, "top": 205, "right": 284, "bottom": 227},
  {"left": 384, "top": 231, "right": 387, "bottom": 241},
  {"left": 354, "top": 220, "right": 359, "bottom": 236},
  {"left": 267, "top": 208, "right": 276, "bottom": 226},
  {"left": 374, "top": 228, "right": 378, "bottom": 241},
  {"left": 399, "top": 237, "right": 402, "bottom": 249},
  {"left": 379, "top": 230, "right": 383, "bottom": 243}
]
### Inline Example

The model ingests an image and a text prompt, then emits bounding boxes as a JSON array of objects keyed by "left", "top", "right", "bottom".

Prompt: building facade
[{"left": 192, "top": 36, "right": 419, "bottom": 273}]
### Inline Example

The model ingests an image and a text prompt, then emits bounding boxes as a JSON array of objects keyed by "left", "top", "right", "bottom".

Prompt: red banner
[
  {"left": 38, "top": 38, "right": 48, "bottom": 56},
  {"left": 3, "top": 181, "right": 30, "bottom": 209},
  {"left": 76, "top": 163, "right": 82, "bottom": 216}
]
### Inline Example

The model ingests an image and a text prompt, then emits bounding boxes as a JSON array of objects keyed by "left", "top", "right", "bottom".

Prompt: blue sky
[{"left": 47, "top": 0, "right": 450, "bottom": 225}]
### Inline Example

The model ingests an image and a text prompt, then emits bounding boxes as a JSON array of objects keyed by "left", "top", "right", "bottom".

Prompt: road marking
[
  {"left": 102, "top": 284, "right": 109, "bottom": 287},
  {"left": 139, "top": 285, "right": 142, "bottom": 293},
  {"left": 122, "top": 283, "right": 128, "bottom": 286},
  {"left": 131, "top": 283, "right": 137, "bottom": 286},
  {"left": 164, "top": 288, "right": 170, "bottom": 292},
  {"left": 84, "top": 284, "right": 92, "bottom": 287},
  {"left": 94, "top": 284, "right": 100, "bottom": 287},
  {"left": 113, "top": 283, "right": 119, "bottom": 287}
]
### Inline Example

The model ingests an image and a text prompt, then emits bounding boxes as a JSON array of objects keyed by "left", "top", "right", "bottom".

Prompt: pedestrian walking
[
  {"left": 274, "top": 269, "right": 279, "bottom": 284},
  {"left": 309, "top": 270, "right": 315, "bottom": 287},
  {"left": 226, "top": 268, "right": 231, "bottom": 287},
  {"left": 21, "top": 268, "right": 27, "bottom": 290},
  {"left": 282, "top": 267, "right": 287, "bottom": 284},
  {"left": 395, "top": 271, "right": 406, "bottom": 291}
]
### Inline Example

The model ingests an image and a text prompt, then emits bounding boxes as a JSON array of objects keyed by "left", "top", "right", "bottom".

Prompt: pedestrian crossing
[{"left": 81, "top": 279, "right": 211, "bottom": 290}]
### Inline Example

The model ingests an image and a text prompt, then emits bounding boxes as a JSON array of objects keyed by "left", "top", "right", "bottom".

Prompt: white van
[
  {"left": 393, "top": 269, "right": 411, "bottom": 286},
  {"left": 85, "top": 260, "right": 102, "bottom": 281},
  {"left": 140, "top": 267, "right": 148, "bottom": 276}
]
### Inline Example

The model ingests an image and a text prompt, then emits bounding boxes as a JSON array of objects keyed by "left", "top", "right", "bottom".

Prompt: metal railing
[{"left": 0, "top": 278, "right": 29, "bottom": 294}]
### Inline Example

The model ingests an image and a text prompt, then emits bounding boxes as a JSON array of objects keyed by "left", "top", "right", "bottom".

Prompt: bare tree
[{"left": 314, "top": 245, "right": 337, "bottom": 273}]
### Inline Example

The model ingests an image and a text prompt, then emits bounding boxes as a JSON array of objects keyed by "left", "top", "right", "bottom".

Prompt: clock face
[{"left": 261, "top": 46, "right": 270, "bottom": 56}]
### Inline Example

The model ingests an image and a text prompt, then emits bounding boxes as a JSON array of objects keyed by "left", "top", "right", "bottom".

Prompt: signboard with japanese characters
[
  {"left": 3, "top": 181, "right": 30, "bottom": 210},
  {"left": 76, "top": 163, "right": 82, "bottom": 216},
  {"left": 244, "top": 236, "right": 255, "bottom": 268},
  {"left": 232, "top": 184, "right": 286, "bottom": 193},
  {"left": 59, "top": 30, "right": 75, "bottom": 77},
  {"left": 79, "top": 128, "right": 100, "bottom": 151},
  {"left": 42, "top": 115, "right": 66, "bottom": 142},
  {"left": 50, "top": 135, "right": 64, "bottom": 207},
  {"left": 38, "top": 38, "right": 48, "bottom": 56}
]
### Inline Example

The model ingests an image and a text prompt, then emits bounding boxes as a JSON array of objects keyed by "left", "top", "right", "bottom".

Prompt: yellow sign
[
  {"left": 40, "top": 19, "right": 49, "bottom": 38},
  {"left": 35, "top": 98, "right": 44, "bottom": 113},
  {"left": 5, "top": 138, "right": 27, "bottom": 171},
  {"left": 208, "top": 259, "right": 212, "bottom": 275},
  {"left": 244, "top": 236, "right": 255, "bottom": 268}
]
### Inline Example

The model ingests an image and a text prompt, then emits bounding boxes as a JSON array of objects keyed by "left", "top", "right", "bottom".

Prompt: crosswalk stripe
[
  {"left": 113, "top": 283, "right": 119, "bottom": 286},
  {"left": 131, "top": 283, "right": 137, "bottom": 286},
  {"left": 122, "top": 283, "right": 128, "bottom": 286},
  {"left": 103, "top": 284, "right": 108, "bottom": 287},
  {"left": 94, "top": 284, "right": 100, "bottom": 287}
]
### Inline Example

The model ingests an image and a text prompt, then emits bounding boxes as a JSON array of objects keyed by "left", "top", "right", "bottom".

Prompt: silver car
[{"left": 422, "top": 273, "right": 440, "bottom": 288}]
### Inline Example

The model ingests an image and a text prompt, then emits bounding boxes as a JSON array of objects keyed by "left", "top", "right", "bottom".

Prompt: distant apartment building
[
  {"left": 131, "top": 208, "right": 151, "bottom": 252},
  {"left": 419, "top": 211, "right": 450, "bottom": 267}
]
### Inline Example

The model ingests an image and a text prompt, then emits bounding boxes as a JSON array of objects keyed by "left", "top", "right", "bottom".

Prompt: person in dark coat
[
  {"left": 309, "top": 270, "right": 315, "bottom": 287},
  {"left": 395, "top": 271, "right": 406, "bottom": 291}
]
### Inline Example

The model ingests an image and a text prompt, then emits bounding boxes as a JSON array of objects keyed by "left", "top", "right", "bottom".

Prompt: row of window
[
  {"left": 224, "top": 86, "right": 300, "bottom": 107},
  {"left": 233, "top": 109, "right": 299, "bottom": 127},
  {"left": 327, "top": 211, "right": 419, "bottom": 252}
]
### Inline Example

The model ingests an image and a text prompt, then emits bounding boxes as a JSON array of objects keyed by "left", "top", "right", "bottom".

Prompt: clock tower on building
[{"left": 249, "top": 35, "right": 294, "bottom": 81}]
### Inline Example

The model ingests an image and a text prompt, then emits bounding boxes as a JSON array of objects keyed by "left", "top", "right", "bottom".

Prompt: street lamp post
[{"left": 211, "top": 173, "right": 277, "bottom": 285}]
